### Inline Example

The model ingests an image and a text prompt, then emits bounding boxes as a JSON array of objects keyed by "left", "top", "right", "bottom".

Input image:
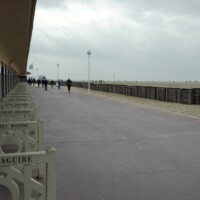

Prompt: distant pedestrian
[
  {"left": 32, "top": 78, "right": 36, "bottom": 86},
  {"left": 50, "top": 80, "right": 54, "bottom": 88},
  {"left": 28, "top": 78, "right": 32, "bottom": 86},
  {"left": 44, "top": 79, "right": 48, "bottom": 91},
  {"left": 58, "top": 80, "right": 61, "bottom": 89},
  {"left": 66, "top": 78, "right": 72, "bottom": 93},
  {"left": 37, "top": 79, "right": 40, "bottom": 88}
]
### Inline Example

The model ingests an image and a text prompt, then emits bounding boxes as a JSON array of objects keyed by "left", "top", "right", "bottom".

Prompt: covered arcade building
[{"left": 0, "top": 0, "right": 37, "bottom": 101}]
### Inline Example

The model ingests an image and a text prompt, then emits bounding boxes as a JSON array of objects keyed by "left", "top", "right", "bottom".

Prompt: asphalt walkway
[{"left": 31, "top": 86, "right": 200, "bottom": 200}]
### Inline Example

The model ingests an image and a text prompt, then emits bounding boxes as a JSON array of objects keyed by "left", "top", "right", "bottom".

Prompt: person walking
[
  {"left": 28, "top": 78, "right": 32, "bottom": 86},
  {"left": 37, "top": 79, "right": 40, "bottom": 88},
  {"left": 32, "top": 78, "right": 36, "bottom": 86},
  {"left": 58, "top": 80, "right": 61, "bottom": 89},
  {"left": 66, "top": 78, "right": 72, "bottom": 93},
  {"left": 44, "top": 79, "right": 48, "bottom": 91},
  {"left": 50, "top": 80, "right": 54, "bottom": 88}
]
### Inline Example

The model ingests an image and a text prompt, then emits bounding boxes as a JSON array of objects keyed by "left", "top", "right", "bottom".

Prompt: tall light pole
[
  {"left": 114, "top": 73, "right": 115, "bottom": 93},
  {"left": 87, "top": 50, "right": 91, "bottom": 93}
]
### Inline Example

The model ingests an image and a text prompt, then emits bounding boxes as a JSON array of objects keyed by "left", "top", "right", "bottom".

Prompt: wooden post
[
  {"left": 24, "top": 165, "right": 32, "bottom": 199},
  {"left": 174, "top": 89, "right": 176, "bottom": 102},
  {"left": 189, "top": 89, "right": 192, "bottom": 104},
  {"left": 38, "top": 120, "right": 44, "bottom": 178},
  {"left": 178, "top": 89, "right": 181, "bottom": 103},
  {"left": 47, "top": 147, "right": 56, "bottom": 200},
  {"left": 157, "top": 88, "right": 159, "bottom": 100}
]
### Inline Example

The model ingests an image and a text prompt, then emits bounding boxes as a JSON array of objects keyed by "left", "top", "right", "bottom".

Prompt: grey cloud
[
  {"left": 113, "top": 0, "right": 200, "bottom": 16},
  {"left": 29, "top": 0, "right": 200, "bottom": 81},
  {"left": 37, "top": 0, "right": 95, "bottom": 8},
  {"left": 37, "top": 0, "right": 66, "bottom": 8}
]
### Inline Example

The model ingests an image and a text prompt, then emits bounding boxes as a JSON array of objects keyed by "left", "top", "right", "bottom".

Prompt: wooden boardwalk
[{"left": 30, "top": 86, "right": 200, "bottom": 200}]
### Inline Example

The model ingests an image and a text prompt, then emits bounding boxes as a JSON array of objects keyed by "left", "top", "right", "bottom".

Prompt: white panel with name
[
  {"left": 0, "top": 109, "right": 38, "bottom": 121},
  {"left": 0, "top": 121, "right": 43, "bottom": 154},
  {"left": 0, "top": 148, "right": 56, "bottom": 200}
]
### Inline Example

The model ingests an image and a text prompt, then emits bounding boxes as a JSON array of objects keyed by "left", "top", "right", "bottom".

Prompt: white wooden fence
[
  {"left": 0, "top": 121, "right": 44, "bottom": 154},
  {"left": 7, "top": 94, "right": 32, "bottom": 98},
  {"left": 3, "top": 97, "right": 33, "bottom": 102},
  {"left": 0, "top": 83, "right": 57, "bottom": 199},
  {"left": 1, "top": 101, "right": 35, "bottom": 109},
  {"left": 0, "top": 109, "right": 38, "bottom": 121},
  {"left": 0, "top": 148, "right": 56, "bottom": 200}
]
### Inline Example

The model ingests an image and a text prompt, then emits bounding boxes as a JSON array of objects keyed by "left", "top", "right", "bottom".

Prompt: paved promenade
[{"left": 31, "top": 86, "right": 200, "bottom": 200}]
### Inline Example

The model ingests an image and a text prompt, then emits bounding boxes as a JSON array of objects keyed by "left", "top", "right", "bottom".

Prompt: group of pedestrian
[
  {"left": 27, "top": 78, "right": 36, "bottom": 86},
  {"left": 55, "top": 79, "right": 72, "bottom": 93},
  {"left": 36, "top": 78, "right": 48, "bottom": 89},
  {"left": 28, "top": 77, "right": 72, "bottom": 93}
]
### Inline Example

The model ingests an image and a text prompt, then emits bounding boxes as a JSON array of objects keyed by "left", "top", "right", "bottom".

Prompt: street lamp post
[
  {"left": 114, "top": 73, "right": 115, "bottom": 93},
  {"left": 87, "top": 50, "right": 91, "bottom": 93}
]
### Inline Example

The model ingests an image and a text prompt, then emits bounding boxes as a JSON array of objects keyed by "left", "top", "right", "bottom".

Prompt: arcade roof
[{"left": 0, "top": 0, "right": 36, "bottom": 76}]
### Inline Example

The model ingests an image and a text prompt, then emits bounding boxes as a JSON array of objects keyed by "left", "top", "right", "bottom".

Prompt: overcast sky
[{"left": 28, "top": 0, "right": 200, "bottom": 81}]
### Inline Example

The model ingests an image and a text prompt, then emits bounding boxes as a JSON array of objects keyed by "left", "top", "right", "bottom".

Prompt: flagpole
[{"left": 28, "top": 64, "right": 34, "bottom": 77}]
